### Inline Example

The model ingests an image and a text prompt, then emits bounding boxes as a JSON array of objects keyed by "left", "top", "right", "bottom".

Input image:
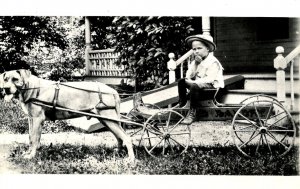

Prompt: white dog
[{"left": 2, "top": 69, "right": 135, "bottom": 162}]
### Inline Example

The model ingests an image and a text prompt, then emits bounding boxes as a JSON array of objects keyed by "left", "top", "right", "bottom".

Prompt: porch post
[
  {"left": 202, "top": 17, "right": 214, "bottom": 55},
  {"left": 85, "top": 16, "right": 91, "bottom": 76},
  {"left": 202, "top": 16, "right": 211, "bottom": 36},
  {"left": 274, "top": 46, "right": 287, "bottom": 103}
]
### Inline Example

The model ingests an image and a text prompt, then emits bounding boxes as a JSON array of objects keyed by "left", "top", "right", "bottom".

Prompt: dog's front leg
[{"left": 24, "top": 116, "right": 43, "bottom": 159}]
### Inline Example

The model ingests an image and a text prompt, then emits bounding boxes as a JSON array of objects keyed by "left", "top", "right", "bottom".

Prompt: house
[
  {"left": 212, "top": 17, "right": 299, "bottom": 118},
  {"left": 82, "top": 16, "right": 299, "bottom": 123}
]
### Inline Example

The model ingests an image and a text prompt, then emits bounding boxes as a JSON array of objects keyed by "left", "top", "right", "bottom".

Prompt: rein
[
  {"left": 20, "top": 82, "right": 111, "bottom": 94},
  {"left": 20, "top": 81, "right": 112, "bottom": 94}
]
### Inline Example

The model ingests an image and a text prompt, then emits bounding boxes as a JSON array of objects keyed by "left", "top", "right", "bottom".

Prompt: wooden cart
[{"left": 121, "top": 92, "right": 297, "bottom": 158}]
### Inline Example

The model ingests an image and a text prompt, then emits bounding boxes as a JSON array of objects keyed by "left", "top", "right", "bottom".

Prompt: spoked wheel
[
  {"left": 141, "top": 109, "right": 190, "bottom": 158},
  {"left": 122, "top": 104, "right": 160, "bottom": 146},
  {"left": 240, "top": 94, "right": 282, "bottom": 105},
  {"left": 232, "top": 99, "right": 296, "bottom": 157}
]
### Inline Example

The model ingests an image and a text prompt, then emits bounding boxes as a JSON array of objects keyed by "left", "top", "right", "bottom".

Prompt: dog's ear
[
  {"left": 17, "top": 69, "right": 31, "bottom": 84},
  {"left": 17, "top": 69, "right": 31, "bottom": 79}
]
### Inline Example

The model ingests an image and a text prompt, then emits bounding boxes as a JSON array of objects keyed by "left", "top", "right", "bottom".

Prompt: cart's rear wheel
[
  {"left": 232, "top": 99, "right": 296, "bottom": 157},
  {"left": 141, "top": 109, "right": 190, "bottom": 158},
  {"left": 122, "top": 104, "right": 160, "bottom": 146},
  {"left": 240, "top": 94, "right": 282, "bottom": 105},
  {"left": 235, "top": 94, "right": 282, "bottom": 145}
]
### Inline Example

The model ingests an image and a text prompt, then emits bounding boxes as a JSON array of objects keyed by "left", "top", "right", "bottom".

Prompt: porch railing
[
  {"left": 274, "top": 45, "right": 300, "bottom": 110},
  {"left": 167, "top": 49, "right": 193, "bottom": 83},
  {"left": 86, "top": 49, "right": 128, "bottom": 77}
]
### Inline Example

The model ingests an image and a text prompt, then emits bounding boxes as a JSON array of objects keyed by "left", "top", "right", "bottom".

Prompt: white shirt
[{"left": 186, "top": 53, "right": 224, "bottom": 88}]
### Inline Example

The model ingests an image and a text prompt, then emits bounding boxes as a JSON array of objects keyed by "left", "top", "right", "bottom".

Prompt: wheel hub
[
  {"left": 164, "top": 133, "right": 171, "bottom": 139},
  {"left": 259, "top": 126, "right": 268, "bottom": 134}
]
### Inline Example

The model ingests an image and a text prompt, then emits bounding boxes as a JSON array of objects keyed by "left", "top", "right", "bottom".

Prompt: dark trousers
[{"left": 177, "top": 78, "right": 213, "bottom": 109}]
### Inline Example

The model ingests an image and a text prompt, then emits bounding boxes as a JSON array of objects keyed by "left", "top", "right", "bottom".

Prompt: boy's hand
[
  {"left": 185, "top": 78, "right": 195, "bottom": 87},
  {"left": 195, "top": 55, "right": 203, "bottom": 64}
]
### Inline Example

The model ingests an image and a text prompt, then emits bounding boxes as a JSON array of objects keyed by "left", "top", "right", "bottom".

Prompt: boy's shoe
[{"left": 181, "top": 108, "right": 196, "bottom": 125}]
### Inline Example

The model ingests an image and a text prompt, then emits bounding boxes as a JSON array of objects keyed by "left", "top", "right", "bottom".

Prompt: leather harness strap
[
  {"left": 24, "top": 81, "right": 116, "bottom": 117},
  {"left": 96, "top": 85, "right": 112, "bottom": 109},
  {"left": 98, "top": 86, "right": 103, "bottom": 105},
  {"left": 52, "top": 82, "right": 60, "bottom": 111}
]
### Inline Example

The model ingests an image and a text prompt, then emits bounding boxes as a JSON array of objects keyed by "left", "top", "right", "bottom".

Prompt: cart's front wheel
[
  {"left": 141, "top": 109, "right": 190, "bottom": 158},
  {"left": 232, "top": 99, "right": 296, "bottom": 157}
]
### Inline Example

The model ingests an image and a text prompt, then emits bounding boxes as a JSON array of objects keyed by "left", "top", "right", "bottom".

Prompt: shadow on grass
[{"left": 7, "top": 143, "right": 299, "bottom": 175}]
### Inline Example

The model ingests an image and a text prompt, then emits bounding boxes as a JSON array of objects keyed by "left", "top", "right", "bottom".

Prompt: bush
[
  {"left": 110, "top": 17, "right": 195, "bottom": 91},
  {"left": 46, "top": 57, "right": 85, "bottom": 82}
]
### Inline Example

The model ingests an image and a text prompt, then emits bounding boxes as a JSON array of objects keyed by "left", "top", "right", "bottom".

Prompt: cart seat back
[
  {"left": 196, "top": 75, "right": 245, "bottom": 107},
  {"left": 196, "top": 88, "right": 219, "bottom": 107}
]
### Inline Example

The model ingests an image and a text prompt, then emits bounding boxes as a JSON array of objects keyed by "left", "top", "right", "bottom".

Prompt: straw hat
[{"left": 185, "top": 34, "right": 216, "bottom": 52}]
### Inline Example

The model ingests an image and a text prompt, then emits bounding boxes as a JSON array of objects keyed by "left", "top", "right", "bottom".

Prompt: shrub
[{"left": 47, "top": 57, "right": 85, "bottom": 82}]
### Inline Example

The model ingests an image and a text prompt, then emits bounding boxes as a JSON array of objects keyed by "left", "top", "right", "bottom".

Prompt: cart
[{"left": 121, "top": 91, "right": 297, "bottom": 158}]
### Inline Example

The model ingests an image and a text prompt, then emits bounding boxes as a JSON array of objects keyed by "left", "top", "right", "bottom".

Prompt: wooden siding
[{"left": 214, "top": 17, "right": 300, "bottom": 73}]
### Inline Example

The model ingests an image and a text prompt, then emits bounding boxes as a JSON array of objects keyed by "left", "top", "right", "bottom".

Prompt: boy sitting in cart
[{"left": 176, "top": 34, "right": 224, "bottom": 125}]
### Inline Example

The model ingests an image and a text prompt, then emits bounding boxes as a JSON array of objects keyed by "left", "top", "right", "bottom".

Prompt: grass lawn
[
  {"left": 1, "top": 100, "right": 299, "bottom": 175},
  {"left": 7, "top": 143, "right": 299, "bottom": 175}
]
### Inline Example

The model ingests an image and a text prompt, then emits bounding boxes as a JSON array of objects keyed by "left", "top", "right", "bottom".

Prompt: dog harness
[
  {"left": 52, "top": 81, "right": 60, "bottom": 112},
  {"left": 23, "top": 81, "right": 117, "bottom": 121}
]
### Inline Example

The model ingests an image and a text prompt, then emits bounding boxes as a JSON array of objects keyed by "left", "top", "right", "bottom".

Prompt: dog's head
[{"left": 2, "top": 69, "right": 31, "bottom": 102}]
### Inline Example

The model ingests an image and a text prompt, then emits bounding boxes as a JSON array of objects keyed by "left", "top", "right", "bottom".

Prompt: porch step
[
  {"left": 222, "top": 89, "right": 299, "bottom": 108},
  {"left": 222, "top": 73, "right": 299, "bottom": 110},
  {"left": 226, "top": 89, "right": 299, "bottom": 96},
  {"left": 225, "top": 73, "right": 299, "bottom": 92}
]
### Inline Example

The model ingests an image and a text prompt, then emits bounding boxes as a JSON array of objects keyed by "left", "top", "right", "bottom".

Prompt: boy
[{"left": 178, "top": 34, "right": 224, "bottom": 124}]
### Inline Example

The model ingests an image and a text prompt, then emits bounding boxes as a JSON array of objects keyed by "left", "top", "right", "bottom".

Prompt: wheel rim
[
  {"left": 232, "top": 100, "right": 296, "bottom": 158},
  {"left": 240, "top": 94, "right": 282, "bottom": 105},
  {"left": 141, "top": 109, "right": 190, "bottom": 158}
]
